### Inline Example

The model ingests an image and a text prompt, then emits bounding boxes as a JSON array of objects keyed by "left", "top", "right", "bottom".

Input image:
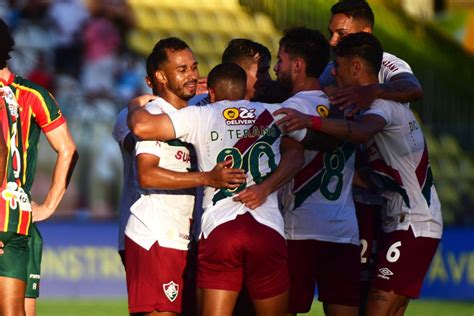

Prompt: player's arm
[
  {"left": 330, "top": 72, "right": 422, "bottom": 117},
  {"left": 233, "top": 137, "right": 304, "bottom": 209},
  {"left": 127, "top": 95, "right": 176, "bottom": 141},
  {"left": 275, "top": 107, "right": 386, "bottom": 144},
  {"left": 138, "top": 154, "right": 245, "bottom": 190},
  {"left": 32, "top": 123, "right": 78, "bottom": 222},
  {"left": 0, "top": 126, "right": 7, "bottom": 186}
]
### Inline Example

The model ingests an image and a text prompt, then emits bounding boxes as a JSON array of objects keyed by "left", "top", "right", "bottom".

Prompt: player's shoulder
[
  {"left": 144, "top": 97, "right": 175, "bottom": 115},
  {"left": 12, "top": 74, "right": 52, "bottom": 98},
  {"left": 381, "top": 52, "right": 412, "bottom": 71}
]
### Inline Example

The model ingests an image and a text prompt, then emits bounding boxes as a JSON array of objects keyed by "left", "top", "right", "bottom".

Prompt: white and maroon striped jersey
[
  {"left": 364, "top": 99, "right": 443, "bottom": 239},
  {"left": 168, "top": 99, "right": 306, "bottom": 239},
  {"left": 126, "top": 98, "right": 195, "bottom": 251},
  {"left": 279, "top": 90, "right": 359, "bottom": 245}
]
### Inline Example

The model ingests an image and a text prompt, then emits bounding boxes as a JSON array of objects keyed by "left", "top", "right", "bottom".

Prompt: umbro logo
[{"left": 377, "top": 267, "right": 394, "bottom": 280}]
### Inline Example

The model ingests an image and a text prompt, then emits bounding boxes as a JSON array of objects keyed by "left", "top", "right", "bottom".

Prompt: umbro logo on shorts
[
  {"left": 163, "top": 281, "right": 179, "bottom": 302},
  {"left": 377, "top": 267, "right": 394, "bottom": 280}
]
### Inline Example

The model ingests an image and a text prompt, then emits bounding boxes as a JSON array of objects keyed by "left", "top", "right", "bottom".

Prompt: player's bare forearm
[
  {"left": 319, "top": 115, "right": 385, "bottom": 144},
  {"left": 234, "top": 137, "right": 304, "bottom": 209},
  {"left": 33, "top": 124, "right": 78, "bottom": 222},
  {"left": 138, "top": 157, "right": 246, "bottom": 190},
  {"left": 272, "top": 137, "right": 305, "bottom": 190},
  {"left": 376, "top": 73, "right": 423, "bottom": 103}
]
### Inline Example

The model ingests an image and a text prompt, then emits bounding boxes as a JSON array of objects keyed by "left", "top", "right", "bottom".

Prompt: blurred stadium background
[{"left": 1, "top": 0, "right": 473, "bottom": 314}]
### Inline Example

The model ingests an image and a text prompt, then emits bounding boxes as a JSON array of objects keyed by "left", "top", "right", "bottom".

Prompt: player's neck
[
  {"left": 291, "top": 76, "right": 321, "bottom": 95},
  {"left": 162, "top": 92, "right": 188, "bottom": 110},
  {"left": 0, "top": 67, "right": 11, "bottom": 82},
  {"left": 356, "top": 73, "right": 378, "bottom": 86}
]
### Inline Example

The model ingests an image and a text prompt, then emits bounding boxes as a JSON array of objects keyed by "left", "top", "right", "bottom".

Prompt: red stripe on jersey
[
  {"left": 18, "top": 209, "right": 30, "bottom": 235},
  {"left": 233, "top": 110, "right": 273, "bottom": 154},
  {"left": 42, "top": 116, "right": 66, "bottom": 133},
  {"left": 370, "top": 159, "right": 403, "bottom": 185},
  {"left": 415, "top": 143, "right": 429, "bottom": 187},
  {"left": 293, "top": 152, "right": 324, "bottom": 191}
]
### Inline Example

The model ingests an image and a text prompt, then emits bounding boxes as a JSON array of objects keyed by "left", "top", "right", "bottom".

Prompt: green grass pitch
[{"left": 37, "top": 299, "right": 474, "bottom": 315}]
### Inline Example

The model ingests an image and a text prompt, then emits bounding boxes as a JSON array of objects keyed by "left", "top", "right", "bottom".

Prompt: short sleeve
[
  {"left": 271, "top": 103, "right": 307, "bottom": 142},
  {"left": 363, "top": 100, "right": 391, "bottom": 126},
  {"left": 32, "top": 87, "right": 66, "bottom": 132},
  {"left": 320, "top": 62, "right": 335, "bottom": 88},
  {"left": 167, "top": 106, "right": 202, "bottom": 144},
  {"left": 135, "top": 140, "right": 162, "bottom": 158},
  {"left": 379, "top": 53, "right": 413, "bottom": 83},
  {"left": 112, "top": 108, "right": 130, "bottom": 145}
]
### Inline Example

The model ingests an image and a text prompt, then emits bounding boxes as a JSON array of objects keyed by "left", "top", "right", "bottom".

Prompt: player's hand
[
  {"left": 330, "top": 84, "right": 378, "bottom": 117},
  {"left": 31, "top": 201, "right": 55, "bottom": 222},
  {"left": 207, "top": 159, "right": 246, "bottom": 189},
  {"left": 233, "top": 183, "right": 271, "bottom": 210},
  {"left": 274, "top": 108, "right": 313, "bottom": 132},
  {"left": 0, "top": 241, "right": 4, "bottom": 255},
  {"left": 196, "top": 77, "right": 208, "bottom": 95},
  {"left": 128, "top": 94, "right": 157, "bottom": 111}
]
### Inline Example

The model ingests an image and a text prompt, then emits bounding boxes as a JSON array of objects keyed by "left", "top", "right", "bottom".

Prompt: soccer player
[
  {"left": 274, "top": 27, "right": 360, "bottom": 316},
  {"left": 124, "top": 37, "right": 246, "bottom": 316},
  {"left": 275, "top": 32, "right": 443, "bottom": 316},
  {"left": 112, "top": 107, "right": 139, "bottom": 266},
  {"left": 128, "top": 61, "right": 306, "bottom": 315},
  {"left": 321, "top": 0, "right": 423, "bottom": 115},
  {"left": 321, "top": 1, "right": 425, "bottom": 309},
  {"left": 0, "top": 18, "right": 78, "bottom": 316},
  {"left": 222, "top": 38, "right": 289, "bottom": 103}
]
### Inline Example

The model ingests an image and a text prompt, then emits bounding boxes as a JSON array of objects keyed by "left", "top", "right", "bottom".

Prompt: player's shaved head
[
  {"left": 146, "top": 37, "right": 190, "bottom": 78},
  {"left": 335, "top": 32, "right": 383, "bottom": 74},
  {"left": 207, "top": 63, "right": 247, "bottom": 102},
  {"left": 331, "top": 0, "right": 375, "bottom": 28},
  {"left": 0, "top": 19, "right": 15, "bottom": 68}
]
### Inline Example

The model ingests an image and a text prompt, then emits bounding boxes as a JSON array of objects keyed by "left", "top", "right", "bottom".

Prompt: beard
[{"left": 276, "top": 71, "right": 293, "bottom": 92}]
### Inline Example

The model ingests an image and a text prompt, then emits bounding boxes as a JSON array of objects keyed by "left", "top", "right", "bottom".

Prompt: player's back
[
  {"left": 364, "top": 99, "right": 442, "bottom": 239},
  {"left": 169, "top": 99, "right": 304, "bottom": 238}
]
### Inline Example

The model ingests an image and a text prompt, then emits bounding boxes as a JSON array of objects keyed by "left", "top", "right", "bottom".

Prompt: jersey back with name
[{"left": 169, "top": 99, "right": 304, "bottom": 238}]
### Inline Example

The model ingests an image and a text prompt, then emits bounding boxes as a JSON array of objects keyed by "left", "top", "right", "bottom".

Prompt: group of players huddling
[{"left": 113, "top": 1, "right": 443, "bottom": 316}]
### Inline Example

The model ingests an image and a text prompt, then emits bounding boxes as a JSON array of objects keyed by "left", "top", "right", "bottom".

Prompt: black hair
[
  {"left": 222, "top": 38, "right": 270, "bottom": 65},
  {"left": 0, "top": 19, "right": 15, "bottom": 68},
  {"left": 331, "top": 0, "right": 375, "bottom": 28},
  {"left": 207, "top": 63, "right": 247, "bottom": 101},
  {"left": 334, "top": 32, "right": 383, "bottom": 74},
  {"left": 279, "top": 26, "right": 330, "bottom": 78},
  {"left": 146, "top": 37, "right": 189, "bottom": 78}
]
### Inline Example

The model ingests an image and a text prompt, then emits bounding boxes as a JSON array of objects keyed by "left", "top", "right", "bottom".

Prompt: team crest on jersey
[
  {"left": 316, "top": 105, "right": 329, "bottom": 118},
  {"left": 223, "top": 107, "right": 256, "bottom": 125},
  {"left": 163, "top": 281, "right": 179, "bottom": 302}
]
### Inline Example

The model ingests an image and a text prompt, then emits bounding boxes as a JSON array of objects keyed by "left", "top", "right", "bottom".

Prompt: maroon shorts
[
  {"left": 287, "top": 239, "right": 360, "bottom": 313},
  {"left": 355, "top": 202, "right": 382, "bottom": 284},
  {"left": 372, "top": 227, "right": 440, "bottom": 298},
  {"left": 125, "top": 236, "right": 188, "bottom": 314},
  {"left": 197, "top": 212, "right": 289, "bottom": 300}
]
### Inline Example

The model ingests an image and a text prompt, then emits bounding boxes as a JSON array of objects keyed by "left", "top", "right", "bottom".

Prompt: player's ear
[
  {"left": 293, "top": 57, "right": 303, "bottom": 74},
  {"left": 156, "top": 70, "right": 167, "bottom": 84},
  {"left": 208, "top": 87, "right": 216, "bottom": 103},
  {"left": 351, "top": 59, "right": 361, "bottom": 76},
  {"left": 145, "top": 76, "right": 152, "bottom": 89}
]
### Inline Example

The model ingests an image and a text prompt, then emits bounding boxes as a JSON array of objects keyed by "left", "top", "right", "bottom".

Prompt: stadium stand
[{"left": 127, "top": 0, "right": 280, "bottom": 75}]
